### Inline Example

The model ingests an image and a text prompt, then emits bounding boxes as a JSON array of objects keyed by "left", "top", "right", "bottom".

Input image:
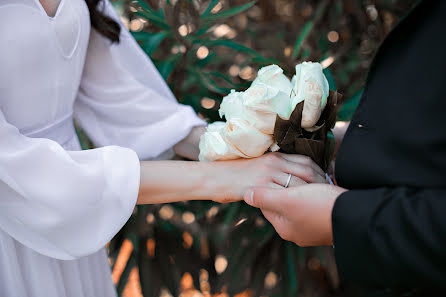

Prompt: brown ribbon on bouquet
[{"left": 273, "top": 91, "right": 343, "bottom": 172}]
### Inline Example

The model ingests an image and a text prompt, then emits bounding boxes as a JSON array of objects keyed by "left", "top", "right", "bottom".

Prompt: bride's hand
[{"left": 212, "top": 152, "right": 327, "bottom": 203}]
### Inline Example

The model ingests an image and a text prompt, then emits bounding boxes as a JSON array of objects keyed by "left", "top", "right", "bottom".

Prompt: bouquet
[{"left": 198, "top": 62, "right": 342, "bottom": 171}]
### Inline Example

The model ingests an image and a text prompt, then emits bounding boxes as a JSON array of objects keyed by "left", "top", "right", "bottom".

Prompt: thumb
[{"left": 244, "top": 188, "right": 285, "bottom": 213}]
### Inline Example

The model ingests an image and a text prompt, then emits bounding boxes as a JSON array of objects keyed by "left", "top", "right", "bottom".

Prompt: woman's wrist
[
  {"left": 137, "top": 160, "right": 230, "bottom": 204},
  {"left": 201, "top": 161, "right": 241, "bottom": 203}
]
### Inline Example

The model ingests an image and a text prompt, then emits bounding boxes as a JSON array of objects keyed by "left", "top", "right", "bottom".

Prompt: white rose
[
  {"left": 199, "top": 62, "right": 331, "bottom": 162},
  {"left": 252, "top": 64, "right": 293, "bottom": 96},
  {"left": 206, "top": 121, "right": 226, "bottom": 132},
  {"left": 219, "top": 90, "right": 245, "bottom": 121},
  {"left": 242, "top": 82, "right": 293, "bottom": 133},
  {"left": 223, "top": 118, "right": 274, "bottom": 158},
  {"left": 218, "top": 87, "right": 277, "bottom": 134},
  {"left": 198, "top": 122, "right": 243, "bottom": 162},
  {"left": 291, "top": 62, "right": 329, "bottom": 128}
]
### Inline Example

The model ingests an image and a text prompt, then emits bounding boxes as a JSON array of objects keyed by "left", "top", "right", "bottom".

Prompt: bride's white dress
[{"left": 0, "top": 0, "right": 204, "bottom": 296}]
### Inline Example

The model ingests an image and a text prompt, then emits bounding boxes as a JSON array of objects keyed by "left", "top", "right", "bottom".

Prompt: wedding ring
[{"left": 284, "top": 173, "right": 292, "bottom": 188}]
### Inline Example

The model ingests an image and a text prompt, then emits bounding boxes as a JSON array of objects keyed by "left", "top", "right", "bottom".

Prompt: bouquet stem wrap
[{"left": 273, "top": 90, "right": 343, "bottom": 172}]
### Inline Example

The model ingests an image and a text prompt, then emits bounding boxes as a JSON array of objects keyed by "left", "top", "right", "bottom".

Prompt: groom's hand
[{"left": 244, "top": 184, "right": 347, "bottom": 246}]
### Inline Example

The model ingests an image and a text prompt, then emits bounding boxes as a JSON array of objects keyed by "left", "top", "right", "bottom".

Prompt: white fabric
[{"left": 0, "top": 0, "right": 205, "bottom": 296}]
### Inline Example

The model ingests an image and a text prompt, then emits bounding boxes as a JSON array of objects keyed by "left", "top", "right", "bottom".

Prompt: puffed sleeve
[
  {"left": 74, "top": 0, "right": 206, "bottom": 159},
  {"left": 0, "top": 109, "right": 140, "bottom": 260}
]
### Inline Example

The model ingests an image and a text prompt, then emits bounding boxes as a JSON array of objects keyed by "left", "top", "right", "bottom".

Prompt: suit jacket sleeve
[{"left": 332, "top": 187, "right": 446, "bottom": 288}]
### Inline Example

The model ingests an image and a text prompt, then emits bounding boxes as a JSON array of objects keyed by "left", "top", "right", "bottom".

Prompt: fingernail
[{"left": 244, "top": 190, "right": 254, "bottom": 205}]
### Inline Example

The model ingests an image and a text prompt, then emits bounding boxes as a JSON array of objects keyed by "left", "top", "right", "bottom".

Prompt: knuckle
[
  {"left": 256, "top": 176, "right": 270, "bottom": 186},
  {"left": 303, "top": 166, "right": 315, "bottom": 181},
  {"left": 300, "top": 155, "right": 313, "bottom": 165},
  {"left": 302, "top": 156, "right": 313, "bottom": 165},
  {"left": 266, "top": 152, "right": 281, "bottom": 164},
  {"left": 278, "top": 229, "right": 292, "bottom": 242}
]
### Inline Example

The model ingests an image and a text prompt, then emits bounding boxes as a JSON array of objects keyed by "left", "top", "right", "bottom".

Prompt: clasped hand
[{"left": 242, "top": 154, "right": 347, "bottom": 247}]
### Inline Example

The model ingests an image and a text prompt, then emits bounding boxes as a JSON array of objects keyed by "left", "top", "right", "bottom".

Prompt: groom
[{"left": 245, "top": 0, "right": 446, "bottom": 296}]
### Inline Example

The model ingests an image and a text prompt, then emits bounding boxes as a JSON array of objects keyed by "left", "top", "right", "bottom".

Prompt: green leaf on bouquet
[
  {"left": 201, "top": 0, "right": 220, "bottom": 17},
  {"left": 201, "top": 1, "right": 256, "bottom": 21}
]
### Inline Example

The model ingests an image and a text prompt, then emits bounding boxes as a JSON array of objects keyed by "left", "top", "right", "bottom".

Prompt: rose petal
[
  {"left": 198, "top": 123, "right": 244, "bottom": 161},
  {"left": 223, "top": 118, "right": 274, "bottom": 158},
  {"left": 219, "top": 90, "right": 245, "bottom": 121}
]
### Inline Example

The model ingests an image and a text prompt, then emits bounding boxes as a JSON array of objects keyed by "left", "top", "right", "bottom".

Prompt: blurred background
[{"left": 99, "top": 1, "right": 418, "bottom": 296}]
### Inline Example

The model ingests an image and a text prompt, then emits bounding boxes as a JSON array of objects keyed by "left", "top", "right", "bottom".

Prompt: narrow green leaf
[
  {"left": 196, "top": 51, "right": 217, "bottom": 67},
  {"left": 251, "top": 56, "right": 281, "bottom": 65},
  {"left": 142, "top": 32, "right": 168, "bottom": 56},
  {"left": 157, "top": 56, "right": 180, "bottom": 80},
  {"left": 202, "top": 0, "right": 220, "bottom": 17},
  {"left": 135, "top": 11, "right": 170, "bottom": 30},
  {"left": 136, "top": 0, "right": 164, "bottom": 17},
  {"left": 208, "top": 71, "right": 236, "bottom": 87},
  {"left": 131, "top": 31, "right": 152, "bottom": 41},
  {"left": 291, "top": 0, "right": 329, "bottom": 60},
  {"left": 200, "top": 39, "right": 259, "bottom": 56},
  {"left": 323, "top": 67, "right": 337, "bottom": 91},
  {"left": 292, "top": 21, "right": 313, "bottom": 60},
  {"left": 202, "top": 1, "right": 256, "bottom": 21},
  {"left": 75, "top": 125, "right": 93, "bottom": 150},
  {"left": 135, "top": 0, "right": 151, "bottom": 12},
  {"left": 195, "top": 71, "right": 232, "bottom": 94}
]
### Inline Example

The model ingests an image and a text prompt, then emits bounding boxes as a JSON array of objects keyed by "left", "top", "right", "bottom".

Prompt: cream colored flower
[
  {"left": 219, "top": 90, "right": 245, "bottom": 121},
  {"left": 223, "top": 118, "right": 274, "bottom": 158},
  {"left": 291, "top": 62, "right": 329, "bottom": 128},
  {"left": 198, "top": 122, "right": 243, "bottom": 161},
  {"left": 199, "top": 62, "right": 330, "bottom": 161},
  {"left": 252, "top": 64, "right": 293, "bottom": 96}
]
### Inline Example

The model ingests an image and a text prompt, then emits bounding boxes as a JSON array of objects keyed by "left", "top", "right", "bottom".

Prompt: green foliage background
[{"left": 100, "top": 1, "right": 418, "bottom": 296}]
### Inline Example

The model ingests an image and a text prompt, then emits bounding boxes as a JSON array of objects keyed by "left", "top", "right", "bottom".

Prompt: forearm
[
  {"left": 137, "top": 160, "right": 225, "bottom": 204},
  {"left": 173, "top": 126, "right": 206, "bottom": 161}
]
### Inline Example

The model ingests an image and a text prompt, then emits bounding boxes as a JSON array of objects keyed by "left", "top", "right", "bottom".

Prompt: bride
[{"left": 0, "top": 0, "right": 326, "bottom": 296}]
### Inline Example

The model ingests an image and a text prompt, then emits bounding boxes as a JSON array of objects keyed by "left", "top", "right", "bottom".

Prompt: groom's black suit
[{"left": 332, "top": 0, "right": 446, "bottom": 296}]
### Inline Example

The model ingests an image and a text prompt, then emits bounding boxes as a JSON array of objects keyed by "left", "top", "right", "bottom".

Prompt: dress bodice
[
  {"left": 0, "top": 0, "right": 90, "bottom": 134},
  {"left": 0, "top": 0, "right": 204, "bottom": 265}
]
